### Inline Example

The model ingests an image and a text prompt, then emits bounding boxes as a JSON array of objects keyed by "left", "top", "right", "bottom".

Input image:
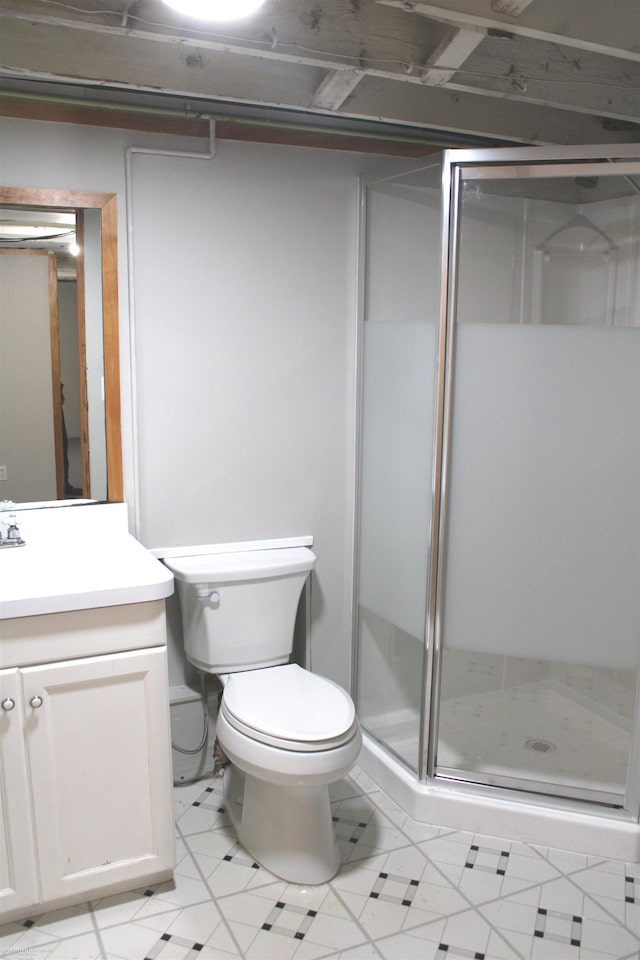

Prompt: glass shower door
[
  {"left": 434, "top": 160, "right": 640, "bottom": 806},
  {"left": 356, "top": 161, "right": 442, "bottom": 772}
]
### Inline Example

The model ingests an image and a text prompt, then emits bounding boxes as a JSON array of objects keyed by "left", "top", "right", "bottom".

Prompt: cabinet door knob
[
  {"left": 30, "top": 695, "right": 43, "bottom": 709},
  {"left": 1, "top": 697, "right": 15, "bottom": 711}
]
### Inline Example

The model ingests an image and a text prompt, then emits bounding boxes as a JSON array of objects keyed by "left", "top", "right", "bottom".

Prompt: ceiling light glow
[{"left": 162, "top": 0, "right": 267, "bottom": 20}]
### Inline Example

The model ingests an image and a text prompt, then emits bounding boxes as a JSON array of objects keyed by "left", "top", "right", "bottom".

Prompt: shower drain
[{"left": 525, "top": 738, "right": 558, "bottom": 754}]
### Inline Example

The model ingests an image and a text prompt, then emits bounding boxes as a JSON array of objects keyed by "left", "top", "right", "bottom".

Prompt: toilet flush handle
[{"left": 195, "top": 585, "right": 220, "bottom": 604}]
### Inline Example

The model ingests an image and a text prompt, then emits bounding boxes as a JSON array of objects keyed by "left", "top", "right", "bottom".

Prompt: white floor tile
[
  {"left": 43, "top": 930, "right": 104, "bottom": 959},
  {"left": 376, "top": 929, "right": 443, "bottom": 958},
  {"left": 16, "top": 904, "right": 95, "bottom": 939},
  {"left": 579, "top": 915, "right": 640, "bottom": 956},
  {"left": 441, "top": 908, "right": 493, "bottom": 954},
  {"left": 486, "top": 927, "right": 533, "bottom": 960},
  {"left": 99, "top": 920, "right": 162, "bottom": 959},
  {"left": 9, "top": 763, "right": 640, "bottom": 960},
  {"left": 570, "top": 865, "right": 627, "bottom": 900},
  {"left": 164, "top": 899, "right": 225, "bottom": 943},
  {"left": 0, "top": 924, "right": 26, "bottom": 951}
]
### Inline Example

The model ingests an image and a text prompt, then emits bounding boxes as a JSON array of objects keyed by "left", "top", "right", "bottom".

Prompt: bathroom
[{"left": 3, "top": 114, "right": 640, "bottom": 957}]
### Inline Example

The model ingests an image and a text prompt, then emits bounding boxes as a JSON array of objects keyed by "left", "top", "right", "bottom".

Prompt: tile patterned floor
[{"left": 2, "top": 766, "right": 640, "bottom": 959}]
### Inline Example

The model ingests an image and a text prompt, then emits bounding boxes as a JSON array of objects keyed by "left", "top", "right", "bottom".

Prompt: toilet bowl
[
  {"left": 164, "top": 545, "right": 362, "bottom": 884},
  {"left": 217, "top": 663, "right": 362, "bottom": 883}
]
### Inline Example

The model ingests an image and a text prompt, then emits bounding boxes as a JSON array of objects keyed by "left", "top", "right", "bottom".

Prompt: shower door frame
[
  {"left": 352, "top": 156, "right": 445, "bottom": 776},
  {"left": 426, "top": 142, "right": 640, "bottom": 820}
]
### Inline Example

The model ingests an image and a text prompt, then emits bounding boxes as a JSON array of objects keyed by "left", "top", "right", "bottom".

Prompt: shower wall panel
[{"left": 443, "top": 323, "right": 640, "bottom": 669}]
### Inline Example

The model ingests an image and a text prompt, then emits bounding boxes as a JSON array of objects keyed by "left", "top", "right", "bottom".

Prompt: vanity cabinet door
[
  {"left": 21, "top": 647, "right": 174, "bottom": 903},
  {"left": 0, "top": 669, "right": 39, "bottom": 915}
]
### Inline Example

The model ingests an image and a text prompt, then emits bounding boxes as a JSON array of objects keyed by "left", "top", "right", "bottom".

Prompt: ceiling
[{"left": 0, "top": 0, "right": 639, "bottom": 150}]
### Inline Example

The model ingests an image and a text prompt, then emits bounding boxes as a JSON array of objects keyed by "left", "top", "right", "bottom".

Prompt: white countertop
[{"left": 0, "top": 503, "right": 174, "bottom": 620}]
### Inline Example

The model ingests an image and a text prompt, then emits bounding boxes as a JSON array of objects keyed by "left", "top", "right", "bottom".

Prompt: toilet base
[{"left": 223, "top": 764, "right": 342, "bottom": 885}]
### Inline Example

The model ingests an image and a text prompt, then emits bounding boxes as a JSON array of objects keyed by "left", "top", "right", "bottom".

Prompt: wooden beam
[
  {"left": 312, "top": 69, "right": 364, "bottom": 110},
  {"left": 458, "top": 35, "right": 640, "bottom": 125},
  {"left": 491, "top": 0, "right": 535, "bottom": 16},
  {"left": 342, "top": 73, "right": 640, "bottom": 145},
  {"left": 378, "top": 0, "right": 640, "bottom": 63},
  {"left": 422, "top": 28, "right": 485, "bottom": 85}
]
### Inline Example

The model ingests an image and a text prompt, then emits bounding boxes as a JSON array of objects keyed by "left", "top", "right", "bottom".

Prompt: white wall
[{"left": 0, "top": 116, "right": 400, "bottom": 689}]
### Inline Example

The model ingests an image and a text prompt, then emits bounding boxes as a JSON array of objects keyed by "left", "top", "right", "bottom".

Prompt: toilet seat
[{"left": 221, "top": 663, "right": 357, "bottom": 752}]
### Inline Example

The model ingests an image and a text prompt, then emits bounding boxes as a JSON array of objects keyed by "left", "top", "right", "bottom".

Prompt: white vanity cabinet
[{"left": 0, "top": 600, "right": 175, "bottom": 924}]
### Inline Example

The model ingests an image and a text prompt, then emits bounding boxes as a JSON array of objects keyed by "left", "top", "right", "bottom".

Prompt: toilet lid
[{"left": 221, "top": 664, "right": 357, "bottom": 752}]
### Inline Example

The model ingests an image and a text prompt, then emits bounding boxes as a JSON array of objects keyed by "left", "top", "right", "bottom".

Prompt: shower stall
[{"left": 354, "top": 143, "right": 640, "bottom": 857}]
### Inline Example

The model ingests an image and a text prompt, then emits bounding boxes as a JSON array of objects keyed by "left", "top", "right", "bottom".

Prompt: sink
[{"left": 0, "top": 503, "right": 174, "bottom": 619}]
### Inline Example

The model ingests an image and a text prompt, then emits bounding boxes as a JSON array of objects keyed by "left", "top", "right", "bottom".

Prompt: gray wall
[
  {"left": 0, "top": 252, "right": 56, "bottom": 501},
  {"left": 0, "top": 117, "right": 399, "bottom": 689}
]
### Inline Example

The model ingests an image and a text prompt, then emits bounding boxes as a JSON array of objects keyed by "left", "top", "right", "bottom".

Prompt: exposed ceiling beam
[
  {"left": 312, "top": 69, "right": 364, "bottom": 111},
  {"left": 337, "top": 74, "right": 638, "bottom": 145},
  {"left": 422, "top": 28, "right": 485, "bottom": 85},
  {"left": 4, "top": 12, "right": 635, "bottom": 131},
  {"left": 446, "top": 35, "right": 640, "bottom": 124},
  {"left": 377, "top": 0, "right": 640, "bottom": 63},
  {"left": 491, "top": 0, "right": 535, "bottom": 16},
  {"left": 0, "top": 2, "right": 638, "bottom": 146}
]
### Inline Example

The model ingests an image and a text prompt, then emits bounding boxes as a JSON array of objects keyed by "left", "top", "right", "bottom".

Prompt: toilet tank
[{"left": 164, "top": 547, "right": 315, "bottom": 674}]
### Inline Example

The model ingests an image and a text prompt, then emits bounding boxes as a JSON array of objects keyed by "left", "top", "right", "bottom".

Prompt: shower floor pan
[{"left": 374, "top": 678, "right": 630, "bottom": 795}]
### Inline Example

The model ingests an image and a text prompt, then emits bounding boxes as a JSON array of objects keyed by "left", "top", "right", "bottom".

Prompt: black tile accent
[
  {"left": 23, "top": 920, "right": 35, "bottom": 928},
  {"left": 261, "top": 900, "right": 317, "bottom": 941},
  {"left": 333, "top": 814, "right": 369, "bottom": 845},
  {"left": 370, "top": 870, "right": 421, "bottom": 907},
  {"left": 144, "top": 889, "right": 155, "bottom": 897},
  {"left": 436, "top": 945, "right": 484, "bottom": 960},
  {"left": 161, "top": 933, "right": 171, "bottom": 941},
  {"left": 465, "top": 844, "right": 510, "bottom": 875},
  {"left": 535, "top": 906, "right": 582, "bottom": 947},
  {"left": 626, "top": 875, "right": 637, "bottom": 903},
  {"left": 194, "top": 945, "right": 204, "bottom": 952}
]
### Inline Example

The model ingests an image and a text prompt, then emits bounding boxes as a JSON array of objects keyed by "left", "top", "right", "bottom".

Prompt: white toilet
[{"left": 164, "top": 545, "right": 361, "bottom": 884}]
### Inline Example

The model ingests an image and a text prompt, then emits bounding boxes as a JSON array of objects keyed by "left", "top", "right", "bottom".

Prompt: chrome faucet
[{"left": 0, "top": 513, "right": 25, "bottom": 548}]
